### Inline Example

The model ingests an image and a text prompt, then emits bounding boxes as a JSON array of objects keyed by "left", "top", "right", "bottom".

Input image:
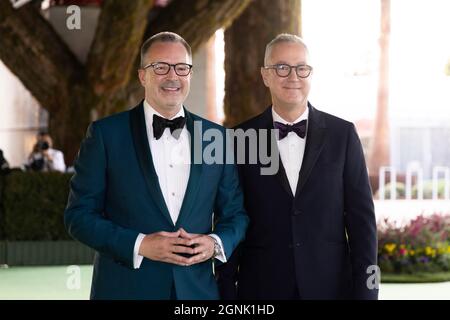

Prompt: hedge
[
  {"left": 0, "top": 173, "right": 4, "bottom": 239},
  {"left": 0, "top": 171, "right": 72, "bottom": 241}
]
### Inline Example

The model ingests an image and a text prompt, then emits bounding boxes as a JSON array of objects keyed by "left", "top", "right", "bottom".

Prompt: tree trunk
[
  {"left": 0, "top": 1, "right": 93, "bottom": 163},
  {"left": 0, "top": 1, "right": 83, "bottom": 112},
  {"left": 223, "top": 0, "right": 302, "bottom": 128},
  {"left": 0, "top": 0, "right": 252, "bottom": 165},
  {"left": 368, "top": 0, "right": 391, "bottom": 178},
  {"left": 86, "top": 0, "right": 154, "bottom": 119}
]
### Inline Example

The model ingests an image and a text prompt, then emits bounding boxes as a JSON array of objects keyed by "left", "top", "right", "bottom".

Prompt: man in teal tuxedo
[{"left": 64, "top": 32, "right": 248, "bottom": 300}]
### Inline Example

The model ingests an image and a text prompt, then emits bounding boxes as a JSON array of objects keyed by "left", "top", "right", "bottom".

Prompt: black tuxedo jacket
[{"left": 216, "top": 103, "right": 378, "bottom": 300}]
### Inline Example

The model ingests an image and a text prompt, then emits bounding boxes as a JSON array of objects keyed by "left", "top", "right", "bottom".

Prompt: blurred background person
[{"left": 26, "top": 132, "right": 66, "bottom": 172}]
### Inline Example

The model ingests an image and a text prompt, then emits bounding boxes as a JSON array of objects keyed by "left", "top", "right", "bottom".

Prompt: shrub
[
  {"left": 0, "top": 173, "right": 4, "bottom": 239},
  {"left": 0, "top": 171, "right": 72, "bottom": 240}
]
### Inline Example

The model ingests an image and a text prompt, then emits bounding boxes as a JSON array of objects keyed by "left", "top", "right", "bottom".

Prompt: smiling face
[
  {"left": 138, "top": 41, "right": 192, "bottom": 118},
  {"left": 261, "top": 41, "right": 312, "bottom": 113}
]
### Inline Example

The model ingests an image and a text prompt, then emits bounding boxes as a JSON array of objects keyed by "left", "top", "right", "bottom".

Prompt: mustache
[{"left": 161, "top": 80, "right": 181, "bottom": 88}]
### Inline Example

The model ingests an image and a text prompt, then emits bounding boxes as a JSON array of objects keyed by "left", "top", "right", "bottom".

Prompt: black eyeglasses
[
  {"left": 142, "top": 62, "right": 193, "bottom": 76},
  {"left": 264, "top": 64, "right": 313, "bottom": 78}
]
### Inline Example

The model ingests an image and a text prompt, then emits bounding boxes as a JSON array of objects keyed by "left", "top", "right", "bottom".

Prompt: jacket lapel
[
  {"left": 129, "top": 102, "right": 174, "bottom": 226},
  {"left": 260, "top": 107, "right": 294, "bottom": 198},
  {"left": 175, "top": 108, "right": 203, "bottom": 228},
  {"left": 294, "top": 103, "right": 326, "bottom": 198}
]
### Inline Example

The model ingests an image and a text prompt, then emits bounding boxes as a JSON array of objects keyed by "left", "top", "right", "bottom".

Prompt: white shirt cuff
[
  {"left": 208, "top": 234, "right": 227, "bottom": 263},
  {"left": 133, "top": 233, "right": 146, "bottom": 269}
]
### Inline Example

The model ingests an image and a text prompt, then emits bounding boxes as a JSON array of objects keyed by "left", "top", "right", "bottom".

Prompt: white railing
[
  {"left": 433, "top": 166, "right": 450, "bottom": 200},
  {"left": 378, "top": 164, "right": 450, "bottom": 200},
  {"left": 378, "top": 166, "right": 396, "bottom": 200},
  {"left": 405, "top": 164, "right": 423, "bottom": 200}
]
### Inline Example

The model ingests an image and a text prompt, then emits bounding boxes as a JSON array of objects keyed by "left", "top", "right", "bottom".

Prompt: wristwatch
[{"left": 211, "top": 237, "right": 221, "bottom": 259}]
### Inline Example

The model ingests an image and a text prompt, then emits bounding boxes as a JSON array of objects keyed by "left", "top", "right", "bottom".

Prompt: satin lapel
[
  {"left": 294, "top": 103, "right": 327, "bottom": 198},
  {"left": 175, "top": 108, "right": 203, "bottom": 228},
  {"left": 261, "top": 107, "right": 294, "bottom": 198},
  {"left": 129, "top": 102, "right": 174, "bottom": 226}
]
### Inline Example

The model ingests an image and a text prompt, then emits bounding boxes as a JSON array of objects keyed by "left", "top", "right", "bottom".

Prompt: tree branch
[
  {"left": 0, "top": 1, "right": 83, "bottom": 113},
  {"left": 146, "top": 0, "right": 253, "bottom": 52},
  {"left": 86, "top": 0, "right": 154, "bottom": 96}
]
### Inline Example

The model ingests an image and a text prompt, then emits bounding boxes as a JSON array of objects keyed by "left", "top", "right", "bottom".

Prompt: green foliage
[
  {"left": 377, "top": 182, "right": 406, "bottom": 199},
  {"left": 0, "top": 173, "right": 4, "bottom": 239},
  {"left": 377, "top": 180, "right": 448, "bottom": 199},
  {"left": 412, "top": 180, "right": 448, "bottom": 199},
  {"left": 381, "top": 272, "right": 450, "bottom": 283},
  {"left": 445, "top": 58, "right": 450, "bottom": 76},
  {"left": 0, "top": 171, "right": 72, "bottom": 241}
]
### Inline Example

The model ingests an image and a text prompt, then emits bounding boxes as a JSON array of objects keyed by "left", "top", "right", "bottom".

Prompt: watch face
[{"left": 214, "top": 242, "right": 220, "bottom": 257}]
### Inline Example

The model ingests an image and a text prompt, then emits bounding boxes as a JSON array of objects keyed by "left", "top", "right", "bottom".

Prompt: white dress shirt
[
  {"left": 133, "top": 101, "right": 225, "bottom": 268},
  {"left": 47, "top": 148, "right": 66, "bottom": 172},
  {"left": 272, "top": 106, "right": 309, "bottom": 195},
  {"left": 26, "top": 148, "right": 66, "bottom": 172}
]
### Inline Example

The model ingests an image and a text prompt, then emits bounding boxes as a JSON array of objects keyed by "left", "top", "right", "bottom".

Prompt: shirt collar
[{"left": 272, "top": 105, "right": 309, "bottom": 125}]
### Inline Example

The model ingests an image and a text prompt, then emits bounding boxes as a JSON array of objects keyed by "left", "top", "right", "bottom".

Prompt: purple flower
[{"left": 418, "top": 256, "right": 429, "bottom": 264}]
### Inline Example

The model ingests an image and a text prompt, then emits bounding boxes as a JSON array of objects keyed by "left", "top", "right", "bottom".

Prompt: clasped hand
[{"left": 138, "top": 228, "right": 215, "bottom": 266}]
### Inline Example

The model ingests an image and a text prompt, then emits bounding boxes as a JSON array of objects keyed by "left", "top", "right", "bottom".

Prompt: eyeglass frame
[
  {"left": 142, "top": 61, "right": 193, "bottom": 76},
  {"left": 263, "top": 64, "right": 313, "bottom": 78}
]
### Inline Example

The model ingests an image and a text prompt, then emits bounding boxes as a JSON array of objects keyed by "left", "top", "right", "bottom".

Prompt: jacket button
[{"left": 295, "top": 243, "right": 300, "bottom": 247}]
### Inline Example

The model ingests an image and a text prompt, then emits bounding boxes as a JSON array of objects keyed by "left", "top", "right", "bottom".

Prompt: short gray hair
[
  {"left": 140, "top": 31, "right": 192, "bottom": 68},
  {"left": 264, "top": 33, "right": 309, "bottom": 66}
]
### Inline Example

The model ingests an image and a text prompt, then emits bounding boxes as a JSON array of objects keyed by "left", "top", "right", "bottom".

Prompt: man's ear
[
  {"left": 261, "top": 67, "right": 269, "bottom": 87},
  {"left": 138, "top": 69, "right": 146, "bottom": 86}
]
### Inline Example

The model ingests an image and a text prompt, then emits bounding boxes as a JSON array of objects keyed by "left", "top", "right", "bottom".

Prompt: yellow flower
[
  {"left": 409, "top": 250, "right": 415, "bottom": 256},
  {"left": 425, "top": 246, "right": 437, "bottom": 257},
  {"left": 385, "top": 243, "right": 396, "bottom": 254},
  {"left": 447, "top": 246, "right": 450, "bottom": 254}
]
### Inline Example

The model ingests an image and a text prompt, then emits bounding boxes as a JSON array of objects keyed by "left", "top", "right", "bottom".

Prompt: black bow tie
[
  {"left": 152, "top": 114, "right": 186, "bottom": 140},
  {"left": 274, "top": 119, "right": 307, "bottom": 140}
]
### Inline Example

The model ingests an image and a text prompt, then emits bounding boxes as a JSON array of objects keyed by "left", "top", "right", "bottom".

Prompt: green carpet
[
  {"left": 0, "top": 265, "right": 92, "bottom": 300},
  {"left": 2, "top": 265, "right": 450, "bottom": 299}
]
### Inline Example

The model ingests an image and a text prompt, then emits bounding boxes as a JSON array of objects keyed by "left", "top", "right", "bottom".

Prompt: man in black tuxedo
[{"left": 217, "top": 34, "right": 378, "bottom": 300}]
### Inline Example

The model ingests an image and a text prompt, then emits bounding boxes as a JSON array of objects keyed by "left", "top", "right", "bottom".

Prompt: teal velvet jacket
[{"left": 64, "top": 102, "right": 248, "bottom": 300}]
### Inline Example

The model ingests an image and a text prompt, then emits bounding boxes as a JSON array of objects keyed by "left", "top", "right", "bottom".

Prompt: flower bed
[{"left": 378, "top": 213, "right": 450, "bottom": 274}]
